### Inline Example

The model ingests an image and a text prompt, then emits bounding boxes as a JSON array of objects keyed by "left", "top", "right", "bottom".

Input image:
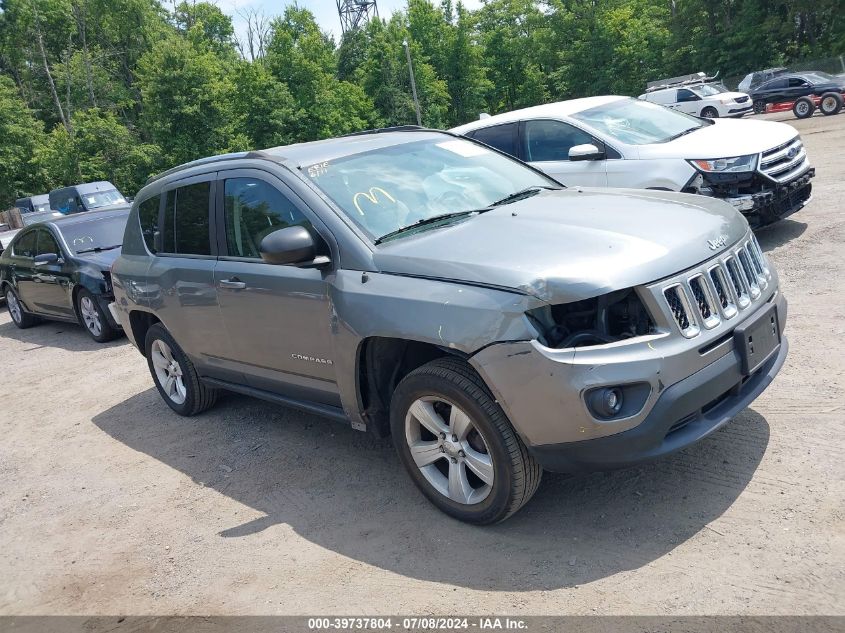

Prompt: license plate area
[{"left": 734, "top": 304, "right": 780, "bottom": 375}]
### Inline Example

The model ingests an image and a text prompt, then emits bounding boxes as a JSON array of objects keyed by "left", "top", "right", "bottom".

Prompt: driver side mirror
[
  {"left": 34, "top": 253, "right": 59, "bottom": 266},
  {"left": 569, "top": 143, "right": 605, "bottom": 162},
  {"left": 259, "top": 226, "right": 330, "bottom": 268}
]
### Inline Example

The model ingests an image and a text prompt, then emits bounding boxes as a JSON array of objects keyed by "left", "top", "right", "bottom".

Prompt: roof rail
[
  {"left": 145, "top": 151, "right": 255, "bottom": 186},
  {"left": 341, "top": 125, "right": 432, "bottom": 137},
  {"left": 646, "top": 71, "right": 721, "bottom": 93}
]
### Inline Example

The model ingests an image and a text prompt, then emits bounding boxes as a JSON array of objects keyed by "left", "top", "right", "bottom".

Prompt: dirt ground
[{"left": 1, "top": 112, "right": 843, "bottom": 617}]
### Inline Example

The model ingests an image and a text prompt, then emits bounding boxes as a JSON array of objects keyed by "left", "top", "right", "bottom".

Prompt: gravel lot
[{"left": 1, "top": 112, "right": 843, "bottom": 617}]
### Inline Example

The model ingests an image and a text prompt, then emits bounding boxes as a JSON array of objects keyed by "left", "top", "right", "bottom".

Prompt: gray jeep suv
[{"left": 110, "top": 128, "right": 788, "bottom": 524}]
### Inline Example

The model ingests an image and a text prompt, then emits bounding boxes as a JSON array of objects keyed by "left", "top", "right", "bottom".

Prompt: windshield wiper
[
  {"left": 375, "top": 211, "right": 477, "bottom": 244},
  {"left": 76, "top": 244, "right": 122, "bottom": 254},
  {"left": 490, "top": 185, "right": 560, "bottom": 207},
  {"left": 666, "top": 124, "right": 708, "bottom": 142}
]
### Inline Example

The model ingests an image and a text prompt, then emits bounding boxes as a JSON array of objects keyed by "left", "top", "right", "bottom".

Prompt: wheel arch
[
  {"left": 127, "top": 309, "right": 161, "bottom": 355},
  {"left": 355, "top": 336, "right": 468, "bottom": 437}
]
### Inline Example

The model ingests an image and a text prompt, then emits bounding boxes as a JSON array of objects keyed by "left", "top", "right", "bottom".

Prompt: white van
[{"left": 640, "top": 83, "right": 753, "bottom": 118}]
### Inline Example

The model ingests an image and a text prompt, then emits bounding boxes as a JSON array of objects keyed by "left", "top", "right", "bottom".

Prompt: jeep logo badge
[{"left": 707, "top": 235, "right": 728, "bottom": 250}]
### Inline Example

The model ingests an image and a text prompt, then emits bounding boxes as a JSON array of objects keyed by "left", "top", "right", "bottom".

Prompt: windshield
[
  {"left": 303, "top": 137, "right": 557, "bottom": 241},
  {"left": 571, "top": 98, "right": 707, "bottom": 145},
  {"left": 82, "top": 189, "right": 127, "bottom": 210},
  {"left": 691, "top": 84, "right": 726, "bottom": 96},
  {"left": 33, "top": 202, "right": 51, "bottom": 213},
  {"left": 802, "top": 72, "right": 835, "bottom": 84},
  {"left": 59, "top": 215, "right": 127, "bottom": 255}
]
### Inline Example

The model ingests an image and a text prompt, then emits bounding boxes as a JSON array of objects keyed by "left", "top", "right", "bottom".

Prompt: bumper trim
[{"left": 528, "top": 333, "right": 788, "bottom": 474}]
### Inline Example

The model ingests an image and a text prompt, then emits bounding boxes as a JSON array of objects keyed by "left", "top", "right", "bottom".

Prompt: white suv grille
[
  {"left": 660, "top": 234, "right": 771, "bottom": 338},
  {"left": 759, "top": 137, "right": 809, "bottom": 183}
]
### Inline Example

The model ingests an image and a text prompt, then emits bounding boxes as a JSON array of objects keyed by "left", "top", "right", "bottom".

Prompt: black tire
[
  {"left": 76, "top": 288, "right": 121, "bottom": 343},
  {"left": 144, "top": 323, "right": 217, "bottom": 416},
  {"left": 753, "top": 99, "right": 766, "bottom": 114},
  {"left": 4, "top": 286, "right": 39, "bottom": 329},
  {"left": 390, "top": 357, "right": 542, "bottom": 524},
  {"left": 793, "top": 96, "right": 815, "bottom": 119},
  {"left": 701, "top": 106, "right": 719, "bottom": 119},
  {"left": 819, "top": 92, "right": 843, "bottom": 116}
]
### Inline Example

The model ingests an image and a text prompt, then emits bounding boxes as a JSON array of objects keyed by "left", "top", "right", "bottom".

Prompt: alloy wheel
[
  {"left": 79, "top": 296, "right": 102, "bottom": 337},
  {"left": 150, "top": 339, "right": 187, "bottom": 405},
  {"left": 796, "top": 102, "right": 810, "bottom": 116},
  {"left": 404, "top": 396, "right": 494, "bottom": 505},
  {"left": 6, "top": 290, "right": 21, "bottom": 324}
]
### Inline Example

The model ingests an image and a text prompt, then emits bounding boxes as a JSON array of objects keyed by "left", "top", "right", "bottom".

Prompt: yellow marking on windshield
[{"left": 353, "top": 187, "right": 397, "bottom": 216}]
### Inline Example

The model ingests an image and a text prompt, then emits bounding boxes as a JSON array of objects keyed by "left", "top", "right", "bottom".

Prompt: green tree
[{"left": 0, "top": 76, "right": 46, "bottom": 207}]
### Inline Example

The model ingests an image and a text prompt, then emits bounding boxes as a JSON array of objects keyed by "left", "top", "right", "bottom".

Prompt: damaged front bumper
[{"left": 469, "top": 291, "right": 787, "bottom": 474}]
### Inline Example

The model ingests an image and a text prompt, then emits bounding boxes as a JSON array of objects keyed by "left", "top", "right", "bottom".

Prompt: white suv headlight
[{"left": 689, "top": 154, "right": 758, "bottom": 173}]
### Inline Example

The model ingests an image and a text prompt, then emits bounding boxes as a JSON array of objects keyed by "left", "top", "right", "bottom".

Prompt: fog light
[{"left": 588, "top": 386, "right": 624, "bottom": 419}]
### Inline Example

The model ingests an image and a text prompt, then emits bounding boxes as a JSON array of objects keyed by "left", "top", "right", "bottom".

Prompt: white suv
[
  {"left": 451, "top": 96, "right": 813, "bottom": 228},
  {"left": 639, "top": 83, "right": 753, "bottom": 118}
]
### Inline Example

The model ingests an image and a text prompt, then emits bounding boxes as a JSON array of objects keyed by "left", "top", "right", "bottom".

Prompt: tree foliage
[{"left": 0, "top": 0, "right": 841, "bottom": 207}]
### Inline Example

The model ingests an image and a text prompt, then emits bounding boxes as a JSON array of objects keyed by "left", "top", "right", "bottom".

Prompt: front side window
[
  {"left": 138, "top": 195, "right": 161, "bottom": 254},
  {"left": 224, "top": 178, "right": 311, "bottom": 259},
  {"left": 788, "top": 77, "right": 808, "bottom": 88},
  {"left": 676, "top": 88, "right": 698, "bottom": 102},
  {"left": 523, "top": 119, "right": 595, "bottom": 162},
  {"left": 60, "top": 214, "right": 128, "bottom": 255},
  {"left": 161, "top": 182, "right": 212, "bottom": 256},
  {"left": 304, "top": 135, "right": 556, "bottom": 241},
  {"left": 571, "top": 98, "right": 707, "bottom": 145},
  {"left": 469, "top": 123, "right": 518, "bottom": 157},
  {"left": 36, "top": 230, "right": 60, "bottom": 257},
  {"left": 13, "top": 231, "right": 37, "bottom": 258}
]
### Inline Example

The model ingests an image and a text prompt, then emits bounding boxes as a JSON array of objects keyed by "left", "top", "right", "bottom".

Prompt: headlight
[{"left": 689, "top": 154, "right": 758, "bottom": 173}]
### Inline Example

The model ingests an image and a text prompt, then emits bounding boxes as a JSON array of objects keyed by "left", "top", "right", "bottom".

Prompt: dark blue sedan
[{"left": 0, "top": 208, "right": 129, "bottom": 342}]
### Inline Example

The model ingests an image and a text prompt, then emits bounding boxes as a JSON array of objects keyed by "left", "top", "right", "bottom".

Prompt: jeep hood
[
  {"left": 636, "top": 118, "right": 797, "bottom": 159},
  {"left": 372, "top": 188, "right": 748, "bottom": 304}
]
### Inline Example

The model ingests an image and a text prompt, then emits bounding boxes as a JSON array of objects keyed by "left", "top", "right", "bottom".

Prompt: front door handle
[{"left": 219, "top": 278, "right": 246, "bottom": 290}]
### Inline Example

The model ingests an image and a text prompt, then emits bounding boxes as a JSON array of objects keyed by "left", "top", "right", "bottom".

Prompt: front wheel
[
  {"left": 390, "top": 358, "right": 542, "bottom": 524},
  {"left": 145, "top": 323, "right": 218, "bottom": 416},
  {"left": 76, "top": 289, "right": 121, "bottom": 342},
  {"left": 753, "top": 100, "right": 766, "bottom": 114},
  {"left": 701, "top": 106, "right": 719, "bottom": 119}
]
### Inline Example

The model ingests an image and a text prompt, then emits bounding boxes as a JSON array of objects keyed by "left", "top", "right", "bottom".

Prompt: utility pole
[
  {"left": 403, "top": 39, "right": 422, "bottom": 126},
  {"left": 336, "top": 0, "right": 379, "bottom": 35}
]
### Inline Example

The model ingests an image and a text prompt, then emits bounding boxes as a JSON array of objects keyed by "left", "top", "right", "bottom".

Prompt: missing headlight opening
[{"left": 528, "top": 288, "right": 656, "bottom": 348}]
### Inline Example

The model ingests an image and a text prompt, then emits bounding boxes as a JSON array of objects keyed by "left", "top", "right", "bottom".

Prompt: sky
[{"left": 214, "top": 0, "right": 483, "bottom": 43}]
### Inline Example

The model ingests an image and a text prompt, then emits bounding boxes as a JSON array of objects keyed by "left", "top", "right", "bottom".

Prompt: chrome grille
[
  {"left": 759, "top": 136, "right": 809, "bottom": 183},
  {"left": 657, "top": 232, "right": 773, "bottom": 338}
]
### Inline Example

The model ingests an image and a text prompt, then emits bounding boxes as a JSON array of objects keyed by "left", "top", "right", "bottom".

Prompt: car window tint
[
  {"left": 766, "top": 78, "right": 788, "bottom": 90},
  {"left": 161, "top": 182, "right": 211, "bottom": 256},
  {"left": 524, "top": 119, "right": 594, "bottom": 162},
  {"left": 14, "top": 231, "right": 37, "bottom": 257},
  {"left": 36, "top": 230, "right": 60, "bottom": 256},
  {"left": 138, "top": 194, "right": 161, "bottom": 254},
  {"left": 224, "top": 178, "right": 311, "bottom": 259},
  {"left": 676, "top": 88, "right": 697, "bottom": 102},
  {"left": 788, "top": 78, "right": 807, "bottom": 87},
  {"left": 469, "top": 123, "right": 518, "bottom": 157}
]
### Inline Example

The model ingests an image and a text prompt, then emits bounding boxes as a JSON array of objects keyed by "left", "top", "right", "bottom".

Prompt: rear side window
[
  {"left": 138, "top": 195, "right": 161, "bottom": 254},
  {"left": 223, "top": 178, "right": 311, "bottom": 259},
  {"left": 161, "top": 182, "right": 212, "bottom": 256},
  {"left": 469, "top": 123, "right": 518, "bottom": 157},
  {"left": 14, "top": 231, "right": 37, "bottom": 257}
]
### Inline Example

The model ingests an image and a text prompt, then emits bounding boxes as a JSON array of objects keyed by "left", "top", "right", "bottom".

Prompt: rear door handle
[{"left": 219, "top": 278, "right": 246, "bottom": 290}]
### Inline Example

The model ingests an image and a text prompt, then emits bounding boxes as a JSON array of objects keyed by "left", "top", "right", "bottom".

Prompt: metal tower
[{"left": 336, "top": 0, "right": 378, "bottom": 34}]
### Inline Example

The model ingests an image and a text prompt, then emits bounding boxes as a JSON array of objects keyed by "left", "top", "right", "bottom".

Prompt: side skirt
[{"left": 200, "top": 377, "right": 349, "bottom": 424}]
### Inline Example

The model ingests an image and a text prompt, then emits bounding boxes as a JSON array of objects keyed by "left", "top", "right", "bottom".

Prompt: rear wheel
[
  {"left": 390, "top": 358, "right": 542, "bottom": 524},
  {"left": 819, "top": 92, "right": 843, "bottom": 116},
  {"left": 5, "top": 287, "right": 38, "bottom": 329},
  {"left": 76, "top": 289, "right": 121, "bottom": 342},
  {"left": 145, "top": 323, "right": 218, "bottom": 416},
  {"left": 701, "top": 106, "right": 719, "bottom": 119},
  {"left": 793, "top": 96, "right": 815, "bottom": 119}
]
